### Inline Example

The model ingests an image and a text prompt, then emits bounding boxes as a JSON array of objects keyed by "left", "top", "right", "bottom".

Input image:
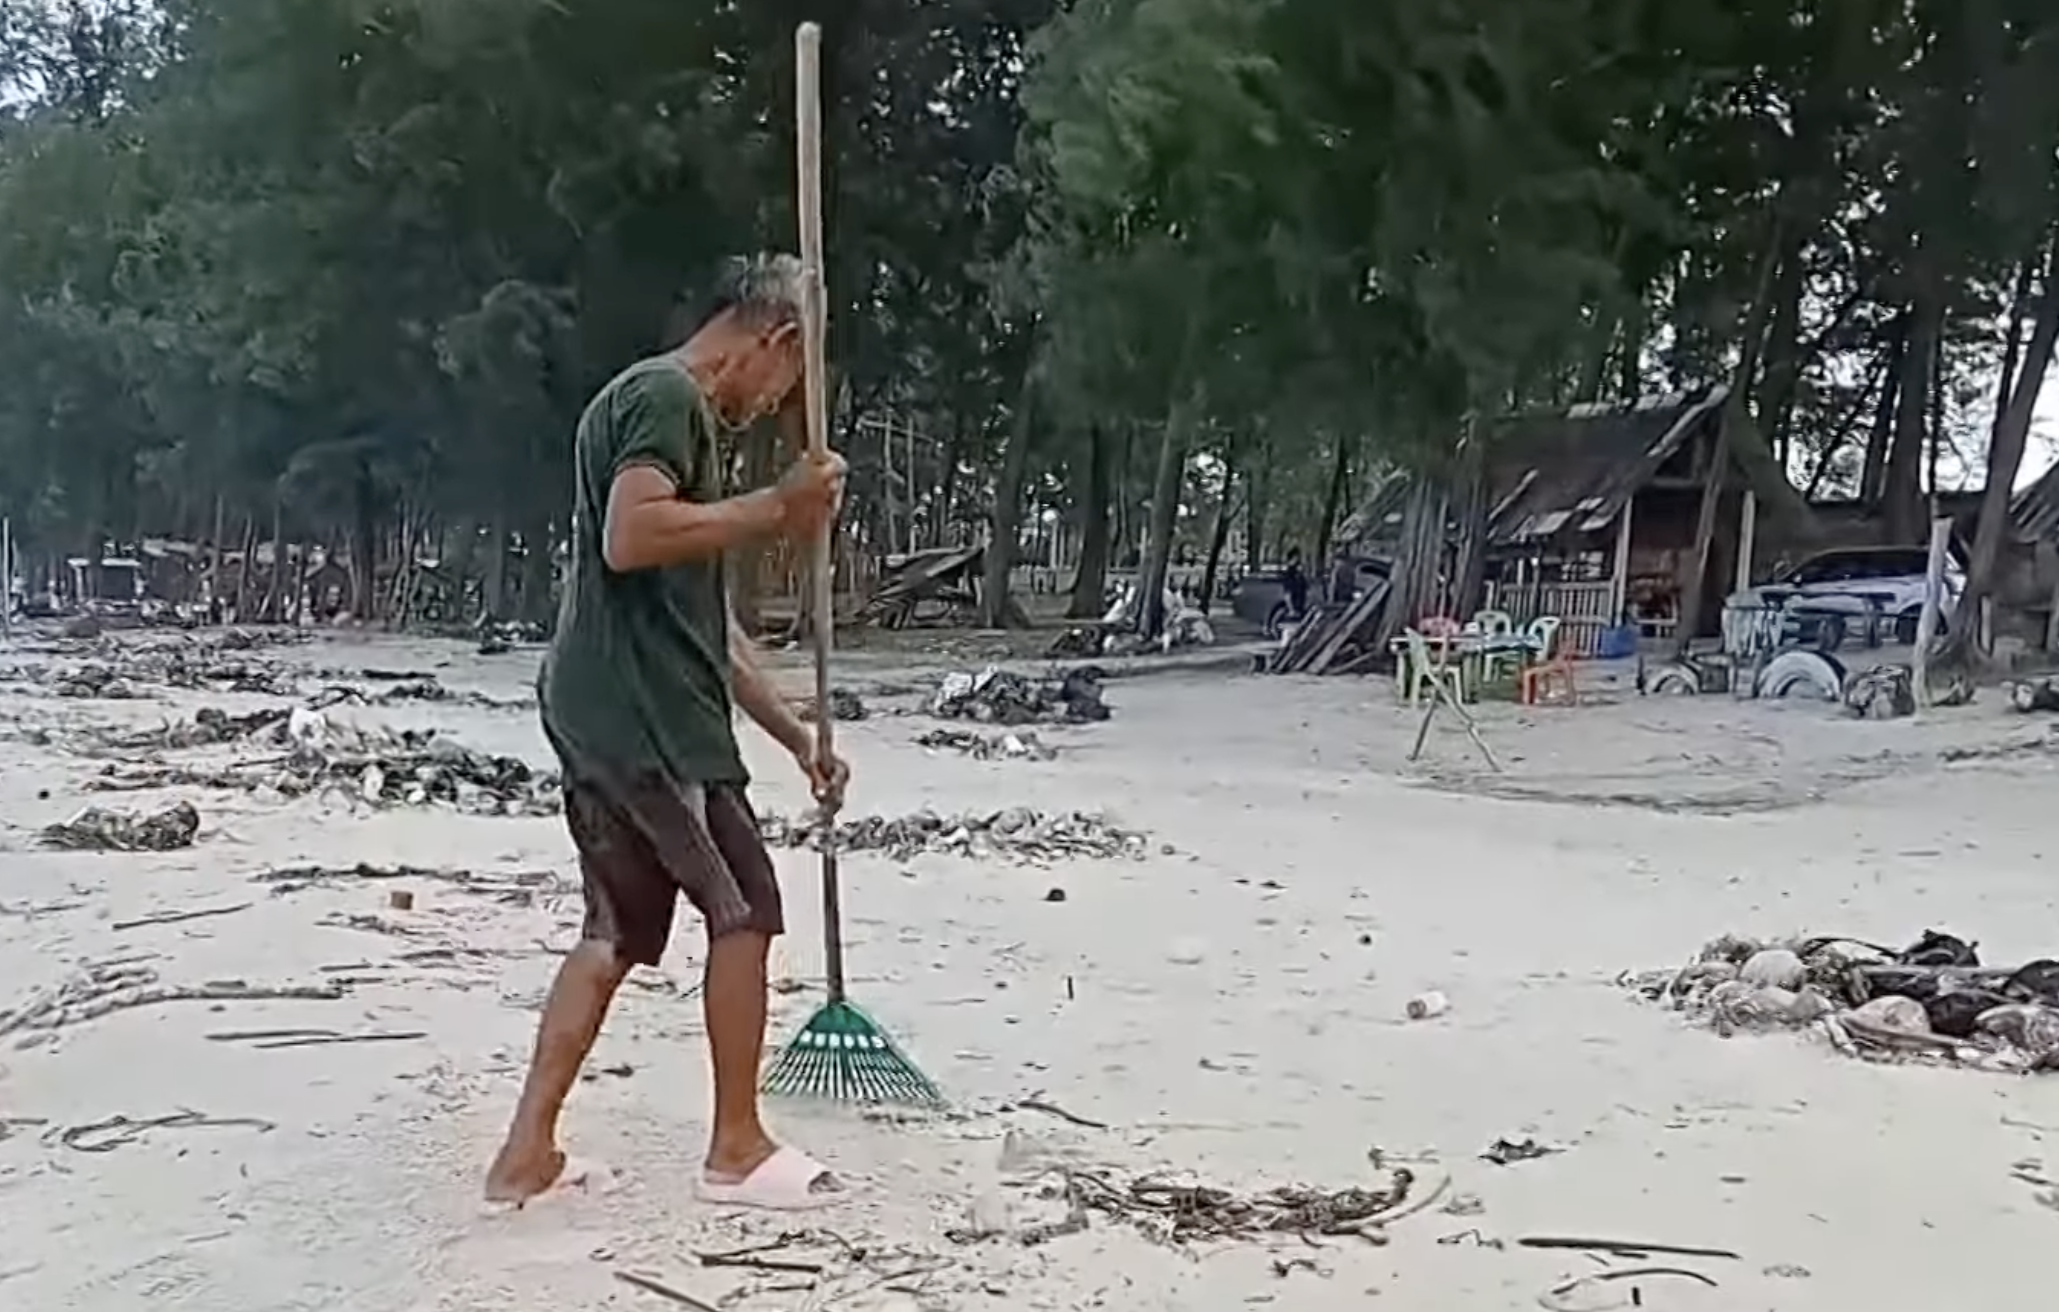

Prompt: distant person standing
[
  {"left": 1328, "top": 550, "right": 1356, "bottom": 606},
  {"left": 1282, "top": 547, "right": 1310, "bottom": 617}
]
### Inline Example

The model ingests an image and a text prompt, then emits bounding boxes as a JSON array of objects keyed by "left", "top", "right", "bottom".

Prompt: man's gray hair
[{"left": 709, "top": 252, "right": 806, "bottom": 327}]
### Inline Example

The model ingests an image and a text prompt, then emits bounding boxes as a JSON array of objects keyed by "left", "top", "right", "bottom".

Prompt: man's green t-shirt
[{"left": 539, "top": 356, "right": 746, "bottom": 787}]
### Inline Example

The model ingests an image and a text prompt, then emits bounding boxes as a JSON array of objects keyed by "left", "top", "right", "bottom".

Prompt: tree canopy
[{"left": 1, "top": 0, "right": 2055, "bottom": 650}]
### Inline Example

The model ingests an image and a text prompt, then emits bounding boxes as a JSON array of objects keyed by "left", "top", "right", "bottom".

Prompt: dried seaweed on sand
[{"left": 759, "top": 806, "right": 1148, "bottom": 863}]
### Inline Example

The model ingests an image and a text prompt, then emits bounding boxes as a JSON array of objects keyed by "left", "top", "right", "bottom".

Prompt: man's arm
[
  {"left": 603, "top": 468, "right": 786, "bottom": 572},
  {"left": 728, "top": 614, "right": 811, "bottom": 758}
]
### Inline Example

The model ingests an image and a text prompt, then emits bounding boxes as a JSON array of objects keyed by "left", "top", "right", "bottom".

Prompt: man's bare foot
[
  {"left": 703, "top": 1131, "right": 779, "bottom": 1184},
  {"left": 483, "top": 1140, "right": 568, "bottom": 1205}
]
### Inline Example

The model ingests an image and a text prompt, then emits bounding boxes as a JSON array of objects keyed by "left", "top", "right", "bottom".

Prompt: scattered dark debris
[
  {"left": 0, "top": 961, "right": 345, "bottom": 1040},
  {"left": 1518, "top": 1235, "right": 1741, "bottom": 1261},
  {"left": 1481, "top": 1137, "right": 1560, "bottom": 1167},
  {"left": 799, "top": 688, "right": 869, "bottom": 722},
  {"left": 112, "top": 902, "right": 251, "bottom": 932},
  {"left": 760, "top": 807, "right": 1149, "bottom": 863},
  {"left": 207, "top": 1028, "right": 426, "bottom": 1051},
  {"left": 59, "top": 1109, "right": 278, "bottom": 1153},
  {"left": 250, "top": 862, "right": 564, "bottom": 902},
  {"left": 929, "top": 665, "right": 1109, "bottom": 725},
  {"left": 41, "top": 801, "right": 201, "bottom": 852},
  {"left": 1437, "top": 1228, "right": 1503, "bottom": 1249},
  {"left": 1624, "top": 929, "right": 2059, "bottom": 1072},
  {"left": 1539, "top": 1266, "right": 1719, "bottom": 1312},
  {"left": 913, "top": 727, "right": 1056, "bottom": 760}
]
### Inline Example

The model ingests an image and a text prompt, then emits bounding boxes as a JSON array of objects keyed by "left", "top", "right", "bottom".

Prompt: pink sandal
[{"left": 695, "top": 1147, "right": 843, "bottom": 1211}]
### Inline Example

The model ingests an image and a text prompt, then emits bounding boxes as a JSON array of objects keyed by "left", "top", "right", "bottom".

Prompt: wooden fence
[{"left": 1482, "top": 578, "right": 1618, "bottom": 657}]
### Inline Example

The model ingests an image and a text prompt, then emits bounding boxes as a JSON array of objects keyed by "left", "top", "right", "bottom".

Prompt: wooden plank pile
[{"left": 1261, "top": 579, "right": 1391, "bottom": 675}]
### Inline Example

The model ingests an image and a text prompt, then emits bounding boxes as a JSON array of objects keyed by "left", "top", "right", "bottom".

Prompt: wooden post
[
  {"left": 1, "top": 516, "right": 12, "bottom": 641},
  {"left": 1733, "top": 492, "right": 1757, "bottom": 594},
  {"left": 1912, "top": 515, "right": 1952, "bottom": 708},
  {"left": 1608, "top": 499, "right": 1635, "bottom": 624}
]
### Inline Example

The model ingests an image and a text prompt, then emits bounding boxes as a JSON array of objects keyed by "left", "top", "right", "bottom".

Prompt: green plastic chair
[
  {"left": 1472, "top": 609, "right": 1522, "bottom": 686},
  {"left": 1402, "top": 627, "right": 1466, "bottom": 707}
]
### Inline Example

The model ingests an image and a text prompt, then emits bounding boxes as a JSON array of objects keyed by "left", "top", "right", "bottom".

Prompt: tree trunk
[
  {"left": 233, "top": 516, "right": 257, "bottom": 620},
  {"left": 1860, "top": 317, "right": 1906, "bottom": 505},
  {"left": 1113, "top": 423, "right": 1135, "bottom": 567},
  {"left": 1243, "top": 453, "right": 1268, "bottom": 569},
  {"left": 1067, "top": 423, "right": 1114, "bottom": 618},
  {"left": 1616, "top": 302, "right": 1645, "bottom": 401},
  {"left": 483, "top": 511, "right": 510, "bottom": 621},
  {"left": 352, "top": 459, "right": 378, "bottom": 622},
  {"left": 1946, "top": 234, "right": 2059, "bottom": 666},
  {"left": 206, "top": 494, "right": 226, "bottom": 614},
  {"left": 263, "top": 495, "right": 286, "bottom": 624},
  {"left": 1199, "top": 446, "right": 1240, "bottom": 616},
  {"left": 1138, "top": 390, "right": 1198, "bottom": 638},
  {"left": 518, "top": 510, "right": 555, "bottom": 625},
  {"left": 935, "top": 425, "right": 966, "bottom": 547},
  {"left": 979, "top": 367, "right": 1037, "bottom": 628},
  {"left": 1313, "top": 432, "right": 1352, "bottom": 566},
  {"left": 1753, "top": 232, "right": 1809, "bottom": 467},
  {"left": 1674, "top": 220, "right": 1785, "bottom": 656},
  {"left": 1883, "top": 273, "right": 1941, "bottom": 542},
  {"left": 1372, "top": 471, "right": 1448, "bottom": 650},
  {"left": 1447, "top": 420, "right": 1489, "bottom": 619},
  {"left": 1805, "top": 357, "right": 1889, "bottom": 499}
]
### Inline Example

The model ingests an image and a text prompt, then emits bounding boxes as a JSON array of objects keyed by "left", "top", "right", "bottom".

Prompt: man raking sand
[{"left": 481, "top": 254, "right": 851, "bottom": 1213}]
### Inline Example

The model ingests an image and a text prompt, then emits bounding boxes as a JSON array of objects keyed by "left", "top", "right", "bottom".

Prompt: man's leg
[
  {"left": 483, "top": 941, "right": 630, "bottom": 1202},
  {"left": 484, "top": 779, "right": 671, "bottom": 1204},
  {"left": 692, "top": 787, "right": 837, "bottom": 1196},
  {"left": 700, "top": 928, "right": 778, "bottom": 1180}
]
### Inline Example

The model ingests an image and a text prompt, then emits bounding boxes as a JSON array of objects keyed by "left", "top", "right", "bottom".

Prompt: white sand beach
[{"left": 5, "top": 628, "right": 2059, "bottom": 1311}]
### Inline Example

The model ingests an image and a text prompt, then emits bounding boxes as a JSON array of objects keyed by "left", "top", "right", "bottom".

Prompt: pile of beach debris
[
  {"left": 473, "top": 618, "right": 548, "bottom": 655},
  {"left": 929, "top": 665, "right": 1110, "bottom": 725},
  {"left": 914, "top": 727, "right": 1056, "bottom": 761},
  {"left": 42, "top": 801, "right": 201, "bottom": 852},
  {"left": 2005, "top": 676, "right": 2059, "bottom": 713},
  {"left": 761, "top": 806, "right": 1149, "bottom": 863},
  {"left": 84, "top": 707, "right": 559, "bottom": 816},
  {"left": 1623, "top": 929, "right": 2059, "bottom": 1072}
]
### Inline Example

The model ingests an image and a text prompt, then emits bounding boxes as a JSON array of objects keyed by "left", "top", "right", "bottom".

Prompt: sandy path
[{"left": 4, "top": 632, "right": 2059, "bottom": 1310}]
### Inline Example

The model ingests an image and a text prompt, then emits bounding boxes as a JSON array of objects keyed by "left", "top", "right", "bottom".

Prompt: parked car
[
  {"left": 1232, "top": 556, "right": 1392, "bottom": 639},
  {"left": 1727, "top": 545, "right": 1965, "bottom": 649}
]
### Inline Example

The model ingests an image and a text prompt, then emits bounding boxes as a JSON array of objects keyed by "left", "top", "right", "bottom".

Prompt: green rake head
[{"left": 761, "top": 999, "right": 946, "bottom": 1109}]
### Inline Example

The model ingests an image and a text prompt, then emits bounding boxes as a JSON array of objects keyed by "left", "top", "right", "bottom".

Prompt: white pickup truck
[{"left": 1726, "top": 545, "right": 1964, "bottom": 651}]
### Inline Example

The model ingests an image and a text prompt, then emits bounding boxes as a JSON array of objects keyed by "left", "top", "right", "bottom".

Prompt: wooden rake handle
[{"left": 796, "top": 22, "right": 848, "bottom": 1002}]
